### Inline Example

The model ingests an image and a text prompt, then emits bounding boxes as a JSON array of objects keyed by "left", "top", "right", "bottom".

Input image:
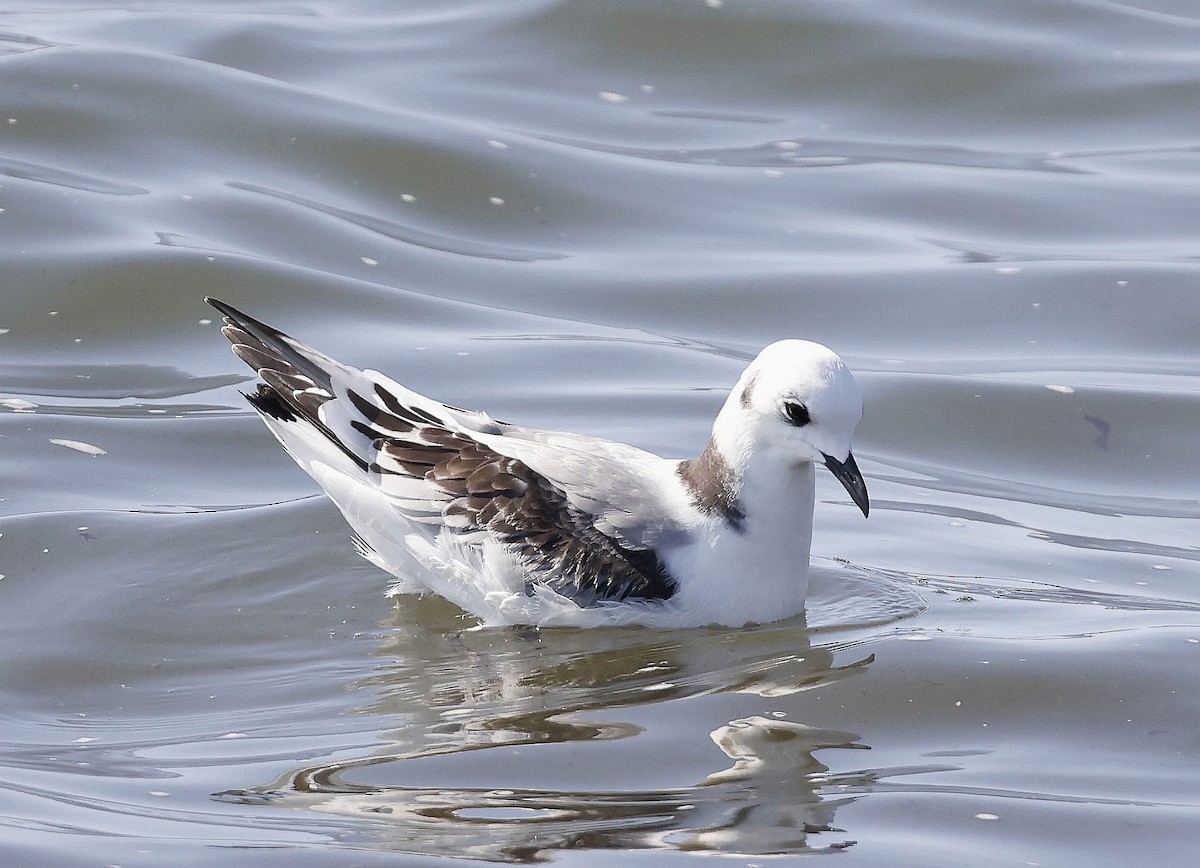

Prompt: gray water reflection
[
  {"left": 0, "top": 363, "right": 243, "bottom": 401},
  {"left": 218, "top": 623, "right": 892, "bottom": 860}
]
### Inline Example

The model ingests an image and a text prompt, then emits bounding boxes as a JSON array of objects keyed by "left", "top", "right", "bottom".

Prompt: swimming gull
[{"left": 206, "top": 297, "right": 869, "bottom": 628}]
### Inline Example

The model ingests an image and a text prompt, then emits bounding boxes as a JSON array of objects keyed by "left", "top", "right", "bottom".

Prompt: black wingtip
[
  {"left": 204, "top": 296, "right": 294, "bottom": 345},
  {"left": 206, "top": 296, "right": 258, "bottom": 327},
  {"left": 205, "top": 296, "right": 255, "bottom": 329},
  {"left": 242, "top": 384, "right": 297, "bottom": 422},
  {"left": 204, "top": 296, "right": 234, "bottom": 317}
]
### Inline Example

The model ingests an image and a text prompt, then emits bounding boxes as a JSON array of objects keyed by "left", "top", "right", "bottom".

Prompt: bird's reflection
[{"left": 218, "top": 604, "right": 878, "bottom": 860}]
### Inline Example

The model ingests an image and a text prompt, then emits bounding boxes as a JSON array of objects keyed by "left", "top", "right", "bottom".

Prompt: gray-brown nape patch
[
  {"left": 739, "top": 372, "right": 759, "bottom": 409},
  {"left": 677, "top": 440, "right": 745, "bottom": 532}
]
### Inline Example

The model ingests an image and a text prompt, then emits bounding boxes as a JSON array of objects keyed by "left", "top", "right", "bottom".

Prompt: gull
[{"left": 206, "top": 298, "right": 869, "bottom": 628}]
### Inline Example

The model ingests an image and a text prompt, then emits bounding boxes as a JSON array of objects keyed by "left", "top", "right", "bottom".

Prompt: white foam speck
[
  {"left": 360, "top": 257, "right": 379, "bottom": 266},
  {"left": 975, "top": 813, "right": 999, "bottom": 821},
  {"left": 74, "top": 737, "right": 98, "bottom": 744},
  {"left": 1045, "top": 384, "right": 1075, "bottom": 394},
  {"left": 1151, "top": 564, "right": 1170, "bottom": 571},
  {"left": 995, "top": 266, "right": 1021, "bottom": 275},
  {"left": 598, "top": 91, "right": 629, "bottom": 104},
  {"left": 2, "top": 398, "right": 37, "bottom": 411},
  {"left": 401, "top": 193, "right": 416, "bottom": 203},
  {"left": 488, "top": 196, "right": 505, "bottom": 206},
  {"left": 50, "top": 439, "right": 107, "bottom": 456},
  {"left": 486, "top": 139, "right": 508, "bottom": 150},
  {"left": 198, "top": 318, "right": 212, "bottom": 325}
]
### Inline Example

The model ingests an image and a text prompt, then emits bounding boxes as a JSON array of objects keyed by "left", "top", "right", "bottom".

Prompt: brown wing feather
[
  {"left": 208, "top": 297, "right": 678, "bottom": 607},
  {"left": 373, "top": 436, "right": 677, "bottom": 606}
]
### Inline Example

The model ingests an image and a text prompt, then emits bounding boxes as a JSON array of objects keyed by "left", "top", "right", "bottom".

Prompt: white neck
[{"left": 670, "top": 452, "right": 816, "bottom": 627}]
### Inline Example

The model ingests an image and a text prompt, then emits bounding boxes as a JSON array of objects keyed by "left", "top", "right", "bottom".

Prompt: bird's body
[{"left": 207, "top": 298, "right": 868, "bottom": 628}]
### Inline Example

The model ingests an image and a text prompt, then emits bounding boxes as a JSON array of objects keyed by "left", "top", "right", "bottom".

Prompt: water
[{"left": 2, "top": 0, "right": 1199, "bottom": 864}]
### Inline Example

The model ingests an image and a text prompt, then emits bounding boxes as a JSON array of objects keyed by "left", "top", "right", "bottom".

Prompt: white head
[{"left": 714, "top": 340, "right": 869, "bottom": 516}]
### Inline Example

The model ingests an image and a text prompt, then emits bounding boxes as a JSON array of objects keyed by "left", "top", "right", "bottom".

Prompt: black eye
[{"left": 783, "top": 401, "right": 811, "bottom": 427}]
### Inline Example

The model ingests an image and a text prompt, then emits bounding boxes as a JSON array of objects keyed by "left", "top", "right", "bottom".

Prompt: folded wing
[{"left": 207, "top": 297, "right": 679, "bottom": 606}]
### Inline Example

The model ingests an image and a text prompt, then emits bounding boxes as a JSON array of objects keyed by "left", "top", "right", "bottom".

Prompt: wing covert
[{"left": 208, "top": 297, "right": 679, "bottom": 607}]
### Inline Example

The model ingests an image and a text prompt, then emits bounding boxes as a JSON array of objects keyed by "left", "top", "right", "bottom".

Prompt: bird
[{"left": 206, "top": 297, "right": 869, "bottom": 628}]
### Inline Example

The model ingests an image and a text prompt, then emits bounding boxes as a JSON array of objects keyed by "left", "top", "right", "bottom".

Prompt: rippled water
[{"left": 3, "top": 1, "right": 1200, "bottom": 864}]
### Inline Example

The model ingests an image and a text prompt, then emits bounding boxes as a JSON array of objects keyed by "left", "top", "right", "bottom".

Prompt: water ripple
[
  {"left": 0, "top": 158, "right": 149, "bottom": 195},
  {"left": 226, "top": 181, "right": 567, "bottom": 262},
  {"left": 536, "top": 134, "right": 1090, "bottom": 174}
]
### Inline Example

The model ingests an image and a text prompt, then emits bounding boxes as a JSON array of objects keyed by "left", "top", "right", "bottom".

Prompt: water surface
[{"left": 2, "top": 1, "right": 1199, "bottom": 864}]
